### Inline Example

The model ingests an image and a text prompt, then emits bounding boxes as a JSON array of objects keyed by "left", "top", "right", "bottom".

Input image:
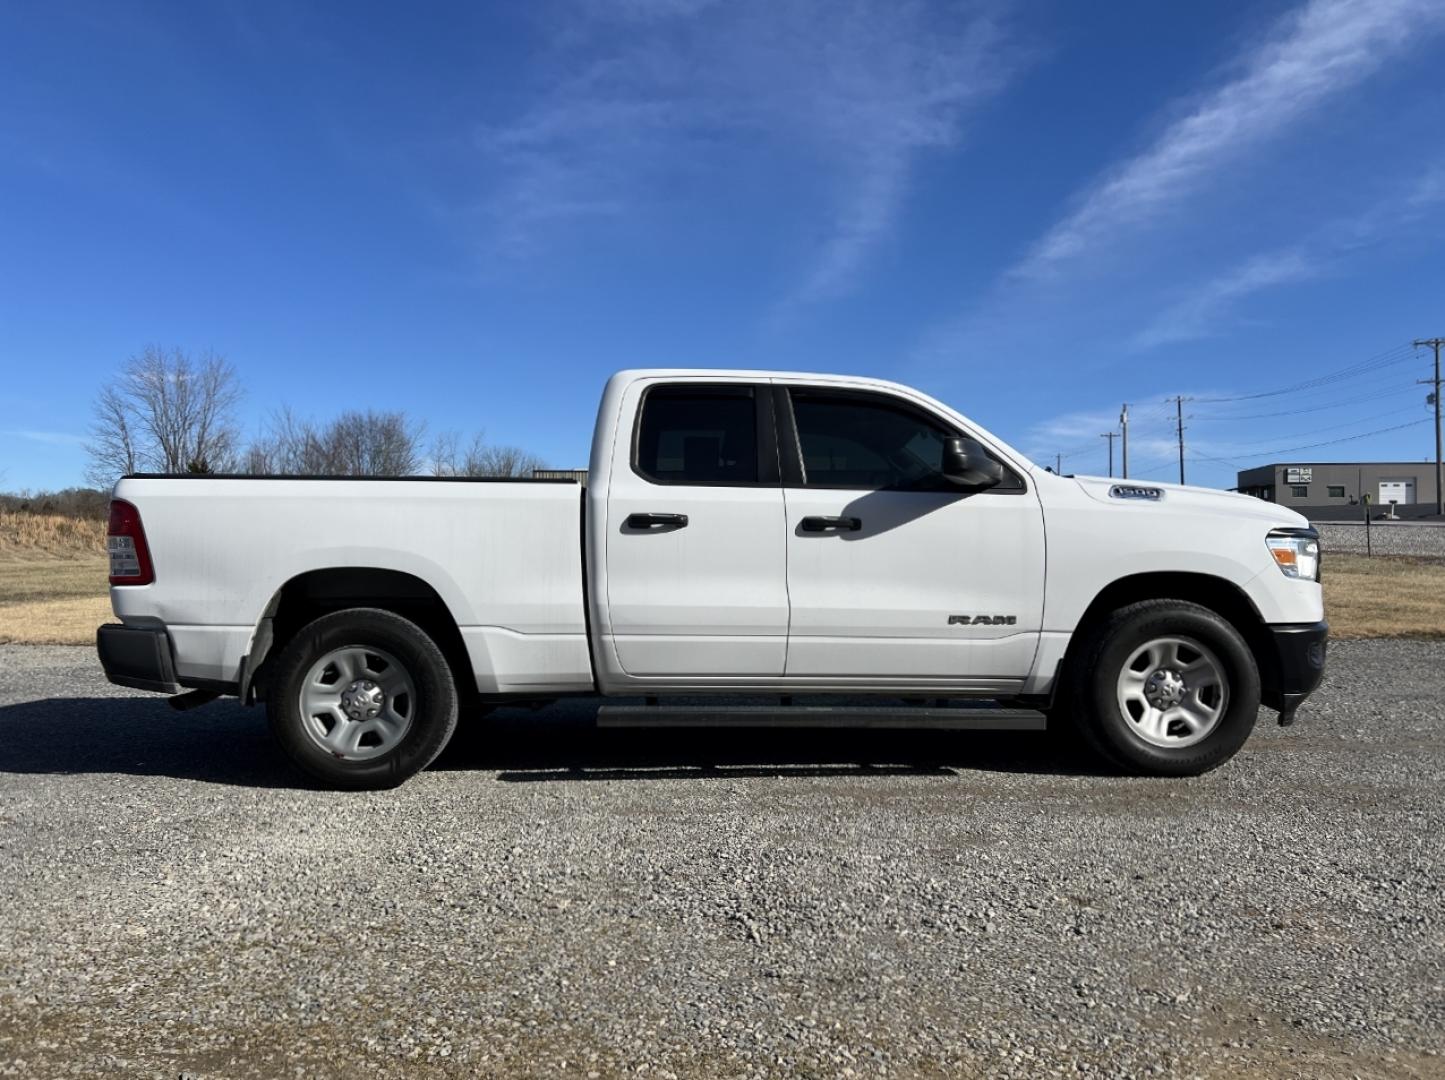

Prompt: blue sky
[{"left": 3, "top": 0, "right": 1444, "bottom": 491}]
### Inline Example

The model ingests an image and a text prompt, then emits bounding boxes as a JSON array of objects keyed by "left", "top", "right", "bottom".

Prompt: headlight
[{"left": 1266, "top": 529, "right": 1320, "bottom": 581}]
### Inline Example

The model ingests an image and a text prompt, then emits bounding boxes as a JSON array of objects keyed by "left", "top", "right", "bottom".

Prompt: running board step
[{"left": 596, "top": 705, "right": 1046, "bottom": 731}]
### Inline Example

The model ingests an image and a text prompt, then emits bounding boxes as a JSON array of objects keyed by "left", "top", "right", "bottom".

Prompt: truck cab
[{"left": 587, "top": 371, "right": 1045, "bottom": 692}]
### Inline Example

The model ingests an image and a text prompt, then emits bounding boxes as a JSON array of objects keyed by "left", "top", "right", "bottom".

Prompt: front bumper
[
  {"left": 96, "top": 623, "right": 182, "bottom": 694},
  {"left": 1261, "top": 620, "right": 1328, "bottom": 724}
]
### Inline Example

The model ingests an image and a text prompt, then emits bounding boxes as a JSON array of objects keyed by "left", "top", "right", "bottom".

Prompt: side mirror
[{"left": 942, "top": 436, "right": 1004, "bottom": 491}]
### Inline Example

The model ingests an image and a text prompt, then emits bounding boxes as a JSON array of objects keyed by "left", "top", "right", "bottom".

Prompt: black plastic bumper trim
[
  {"left": 1261, "top": 620, "right": 1328, "bottom": 720},
  {"left": 96, "top": 623, "right": 182, "bottom": 695}
]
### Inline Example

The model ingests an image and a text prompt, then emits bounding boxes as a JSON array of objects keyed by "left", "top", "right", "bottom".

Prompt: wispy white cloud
[
  {"left": 1025, "top": 407, "right": 1120, "bottom": 448},
  {"left": 1134, "top": 164, "right": 1445, "bottom": 347},
  {"left": 6, "top": 430, "right": 88, "bottom": 446},
  {"left": 1132, "top": 250, "right": 1316, "bottom": 349},
  {"left": 1015, "top": 0, "right": 1445, "bottom": 279},
  {"left": 479, "top": 0, "right": 1016, "bottom": 305}
]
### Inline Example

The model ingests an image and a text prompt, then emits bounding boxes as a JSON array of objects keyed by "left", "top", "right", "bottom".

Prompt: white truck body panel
[
  {"left": 604, "top": 481, "right": 790, "bottom": 676},
  {"left": 110, "top": 477, "right": 593, "bottom": 693},
  {"left": 109, "top": 367, "right": 1323, "bottom": 705},
  {"left": 1040, "top": 472, "right": 1324, "bottom": 629},
  {"left": 779, "top": 484, "right": 1044, "bottom": 684}
]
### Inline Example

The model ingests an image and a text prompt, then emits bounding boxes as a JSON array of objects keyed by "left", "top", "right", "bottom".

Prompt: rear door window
[{"left": 635, "top": 386, "right": 760, "bottom": 485}]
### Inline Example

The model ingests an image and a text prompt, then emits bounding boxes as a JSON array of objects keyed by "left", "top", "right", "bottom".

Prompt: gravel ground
[
  {"left": 1316, "top": 522, "right": 1445, "bottom": 558},
  {"left": 0, "top": 643, "right": 1442, "bottom": 1079}
]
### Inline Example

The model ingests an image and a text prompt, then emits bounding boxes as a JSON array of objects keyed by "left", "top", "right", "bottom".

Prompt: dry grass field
[
  {"left": 1319, "top": 552, "right": 1445, "bottom": 639},
  {"left": 0, "top": 509, "right": 1441, "bottom": 644},
  {"left": 0, "top": 512, "right": 110, "bottom": 646}
]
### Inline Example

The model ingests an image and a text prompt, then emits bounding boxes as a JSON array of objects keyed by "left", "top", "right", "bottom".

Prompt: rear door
[
  {"left": 777, "top": 384, "right": 1045, "bottom": 687},
  {"left": 602, "top": 380, "right": 788, "bottom": 677}
]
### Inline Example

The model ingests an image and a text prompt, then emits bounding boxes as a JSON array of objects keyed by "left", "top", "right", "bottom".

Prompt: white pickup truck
[{"left": 98, "top": 369, "right": 1326, "bottom": 788}]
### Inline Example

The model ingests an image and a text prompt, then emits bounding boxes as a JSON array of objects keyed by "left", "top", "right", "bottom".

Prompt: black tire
[
  {"left": 266, "top": 608, "right": 459, "bottom": 790},
  {"left": 1064, "top": 599, "right": 1260, "bottom": 776}
]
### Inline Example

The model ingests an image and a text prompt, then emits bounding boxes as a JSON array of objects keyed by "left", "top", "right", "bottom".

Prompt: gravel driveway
[{"left": 1, "top": 642, "right": 1441, "bottom": 1079}]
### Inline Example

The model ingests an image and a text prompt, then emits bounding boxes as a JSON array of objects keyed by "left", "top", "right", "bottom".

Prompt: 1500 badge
[{"left": 948, "top": 614, "right": 1017, "bottom": 626}]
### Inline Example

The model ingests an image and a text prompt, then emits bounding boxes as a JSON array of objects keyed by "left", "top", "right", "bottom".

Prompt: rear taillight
[{"left": 107, "top": 499, "right": 155, "bottom": 586}]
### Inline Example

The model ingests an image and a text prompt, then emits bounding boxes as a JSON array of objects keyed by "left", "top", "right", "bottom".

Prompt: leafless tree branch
[
  {"left": 85, "top": 346, "right": 242, "bottom": 485},
  {"left": 429, "top": 430, "right": 547, "bottom": 477}
]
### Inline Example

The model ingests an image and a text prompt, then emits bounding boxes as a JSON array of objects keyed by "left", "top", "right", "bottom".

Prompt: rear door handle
[
  {"left": 800, "top": 515, "right": 862, "bottom": 532},
  {"left": 626, "top": 512, "right": 689, "bottom": 529}
]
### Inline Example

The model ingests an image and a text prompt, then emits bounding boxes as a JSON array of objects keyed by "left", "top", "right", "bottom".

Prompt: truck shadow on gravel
[{"left": 0, "top": 696, "right": 1110, "bottom": 788}]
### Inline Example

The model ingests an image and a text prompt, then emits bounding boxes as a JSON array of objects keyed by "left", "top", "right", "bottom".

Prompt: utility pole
[
  {"left": 1120, "top": 404, "right": 1129, "bottom": 479},
  {"left": 1101, "top": 431, "right": 1117, "bottom": 477},
  {"left": 1171, "top": 395, "right": 1189, "bottom": 485},
  {"left": 1055, "top": 452, "right": 1062, "bottom": 475},
  {"left": 1415, "top": 338, "right": 1444, "bottom": 516}
]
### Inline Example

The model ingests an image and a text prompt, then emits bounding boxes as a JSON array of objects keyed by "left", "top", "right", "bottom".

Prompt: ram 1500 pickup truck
[{"left": 98, "top": 369, "right": 1326, "bottom": 788}]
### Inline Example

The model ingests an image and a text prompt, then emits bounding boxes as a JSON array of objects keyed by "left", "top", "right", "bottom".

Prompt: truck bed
[{"left": 109, "top": 475, "right": 594, "bottom": 694}]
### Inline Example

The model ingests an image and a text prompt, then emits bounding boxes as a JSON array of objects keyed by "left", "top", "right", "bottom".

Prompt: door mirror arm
[{"left": 942, "top": 437, "right": 1005, "bottom": 492}]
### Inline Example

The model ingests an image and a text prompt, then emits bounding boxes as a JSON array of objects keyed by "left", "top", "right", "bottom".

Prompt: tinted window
[
  {"left": 791, "top": 392, "right": 956, "bottom": 490},
  {"left": 635, "top": 386, "right": 758, "bottom": 484}
]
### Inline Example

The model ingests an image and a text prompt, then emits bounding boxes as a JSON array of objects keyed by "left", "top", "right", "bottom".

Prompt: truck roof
[{"left": 609, "top": 368, "right": 927, "bottom": 396}]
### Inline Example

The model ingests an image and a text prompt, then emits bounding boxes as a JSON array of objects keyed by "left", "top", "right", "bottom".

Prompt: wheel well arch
[
  {"left": 1063, "top": 571, "right": 1277, "bottom": 691},
  {"left": 243, "top": 567, "right": 476, "bottom": 703}
]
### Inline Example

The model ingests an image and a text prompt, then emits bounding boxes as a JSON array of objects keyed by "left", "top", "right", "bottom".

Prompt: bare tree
[
  {"left": 86, "top": 350, "right": 541, "bottom": 482},
  {"left": 85, "top": 387, "right": 138, "bottom": 485},
  {"left": 241, "top": 443, "right": 277, "bottom": 475},
  {"left": 468, "top": 443, "right": 547, "bottom": 478},
  {"left": 251, "top": 408, "right": 424, "bottom": 476},
  {"left": 429, "top": 431, "right": 460, "bottom": 476},
  {"left": 430, "top": 431, "right": 546, "bottom": 477},
  {"left": 85, "top": 346, "right": 242, "bottom": 485}
]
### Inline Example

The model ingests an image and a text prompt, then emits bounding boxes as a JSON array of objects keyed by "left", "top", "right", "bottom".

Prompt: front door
[
  {"left": 603, "top": 381, "right": 788, "bottom": 677},
  {"left": 777, "top": 385, "right": 1045, "bottom": 686}
]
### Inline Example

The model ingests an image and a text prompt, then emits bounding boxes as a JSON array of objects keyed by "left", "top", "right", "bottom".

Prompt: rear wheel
[
  {"left": 1065, "top": 600, "right": 1260, "bottom": 776},
  {"left": 266, "top": 608, "right": 459, "bottom": 789}
]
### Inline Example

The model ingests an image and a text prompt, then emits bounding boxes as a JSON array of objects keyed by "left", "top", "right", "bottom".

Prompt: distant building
[
  {"left": 1235, "top": 462, "right": 1439, "bottom": 510},
  {"left": 532, "top": 468, "right": 589, "bottom": 484}
]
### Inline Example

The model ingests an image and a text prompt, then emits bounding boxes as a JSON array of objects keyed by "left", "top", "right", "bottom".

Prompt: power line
[
  {"left": 1190, "top": 342, "right": 1416, "bottom": 403},
  {"left": 1194, "top": 383, "right": 1421, "bottom": 421},
  {"left": 1205, "top": 404, "right": 1423, "bottom": 454},
  {"left": 1129, "top": 417, "right": 1432, "bottom": 478},
  {"left": 1223, "top": 363, "right": 1429, "bottom": 408},
  {"left": 1220, "top": 417, "right": 1432, "bottom": 462},
  {"left": 1193, "top": 342, "right": 1416, "bottom": 403},
  {"left": 1128, "top": 456, "right": 1187, "bottom": 480},
  {"left": 1054, "top": 434, "right": 1107, "bottom": 458},
  {"left": 1187, "top": 448, "right": 1245, "bottom": 468}
]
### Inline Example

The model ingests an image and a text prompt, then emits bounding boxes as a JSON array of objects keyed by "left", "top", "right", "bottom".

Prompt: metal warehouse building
[{"left": 1235, "top": 462, "right": 1441, "bottom": 510}]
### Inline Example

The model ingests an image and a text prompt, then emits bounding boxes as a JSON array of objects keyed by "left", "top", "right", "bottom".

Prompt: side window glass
[
  {"left": 790, "top": 392, "right": 954, "bottom": 490},
  {"left": 635, "top": 386, "right": 758, "bottom": 484}
]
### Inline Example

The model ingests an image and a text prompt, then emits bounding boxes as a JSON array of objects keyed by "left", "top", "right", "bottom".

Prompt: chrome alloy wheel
[
  {"left": 1115, "top": 635, "right": 1229, "bottom": 749},
  {"left": 299, "top": 645, "right": 416, "bottom": 760}
]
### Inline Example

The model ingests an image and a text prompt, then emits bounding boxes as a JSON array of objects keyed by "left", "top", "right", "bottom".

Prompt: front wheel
[
  {"left": 266, "top": 608, "right": 459, "bottom": 790},
  {"left": 1065, "top": 600, "right": 1261, "bottom": 776}
]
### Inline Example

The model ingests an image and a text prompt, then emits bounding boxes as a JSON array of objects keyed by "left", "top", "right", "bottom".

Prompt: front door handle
[
  {"left": 800, "top": 515, "right": 862, "bottom": 532},
  {"left": 626, "top": 512, "right": 689, "bottom": 529}
]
